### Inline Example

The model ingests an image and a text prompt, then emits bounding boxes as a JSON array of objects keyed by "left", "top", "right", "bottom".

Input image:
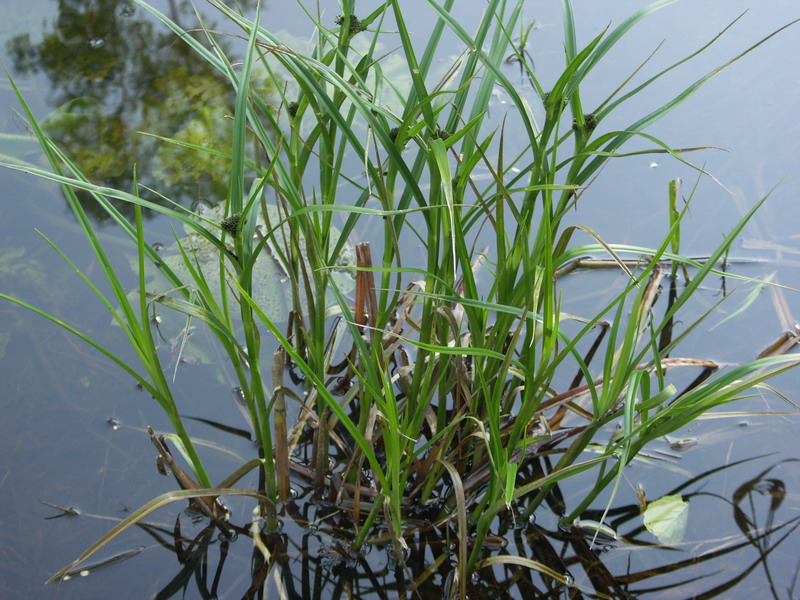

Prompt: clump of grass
[{"left": 2, "top": 0, "right": 799, "bottom": 592}]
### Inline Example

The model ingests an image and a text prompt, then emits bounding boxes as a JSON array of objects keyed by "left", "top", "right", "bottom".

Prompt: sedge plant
[{"left": 2, "top": 0, "right": 799, "bottom": 590}]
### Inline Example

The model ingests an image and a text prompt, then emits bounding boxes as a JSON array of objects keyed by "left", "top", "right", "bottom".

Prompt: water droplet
[
  {"left": 79, "top": 570, "right": 90, "bottom": 577},
  {"left": 63, "top": 575, "right": 72, "bottom": 581},
  {"left": 602, "top": 544, "right": 613, "bottom": 553},
  {"left": 88, "top": 38, "right": 106, "bottom": 49},
  {"left": 219, "top": 530, "right": 238, "bottom": 542},
  {"left": 289, "top": 488, "right": 299, "bottom": 499},
  {"left": 386, "top": 544, "right": 409, "bottom": 567},
  {"left": 562, "top": 571, "right": 574, "bottom": 587},
  {"left": 106, "top": 417, "right": 121, "bottom": 431},
  {"left": 649, "top": 162, "right": 659, "bottom": 168}
]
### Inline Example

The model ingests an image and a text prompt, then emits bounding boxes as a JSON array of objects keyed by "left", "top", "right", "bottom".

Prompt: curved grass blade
[
  {"left": 438, "top": 459, "right": 468, "bottom": 600},
  {"left": 46, "top": 487, "right": 271, "bottom": 583}
]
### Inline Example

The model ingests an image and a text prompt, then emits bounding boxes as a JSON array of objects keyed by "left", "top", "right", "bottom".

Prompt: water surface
[{"left": 1, "top": 1, "right": 799, "bottom": 597}]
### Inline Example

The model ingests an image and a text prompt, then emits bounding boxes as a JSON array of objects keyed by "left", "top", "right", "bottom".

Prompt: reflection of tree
[{"left": 6, "top": 0, "right": 268, "bottom": 219}]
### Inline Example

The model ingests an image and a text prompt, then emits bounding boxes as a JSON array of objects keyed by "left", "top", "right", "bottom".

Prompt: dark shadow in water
[
  {"left": 46, "top": 449, "right": 799, "bottom": 599},
  {"left": 5, "top": 0, "right": 270, "bottom": 221}
]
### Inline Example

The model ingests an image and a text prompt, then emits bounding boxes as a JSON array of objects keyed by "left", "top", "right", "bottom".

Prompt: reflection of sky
[{"left": 1, "top": 1, "right": 799, "bottom": 597}]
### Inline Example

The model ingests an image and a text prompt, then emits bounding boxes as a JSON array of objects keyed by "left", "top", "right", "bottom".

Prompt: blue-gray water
[{"left": 1, "top": 1, "right": 799, "bottom": 597}]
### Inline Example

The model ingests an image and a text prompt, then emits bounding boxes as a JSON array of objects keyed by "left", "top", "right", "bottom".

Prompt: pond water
[{"left": 1, "top": 1, "right": 799, "bottom": 598}]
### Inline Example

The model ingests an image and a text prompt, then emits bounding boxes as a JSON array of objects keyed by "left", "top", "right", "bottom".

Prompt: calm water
[{"left": 1, "top": 1, "right": 799, "bottom": 598}]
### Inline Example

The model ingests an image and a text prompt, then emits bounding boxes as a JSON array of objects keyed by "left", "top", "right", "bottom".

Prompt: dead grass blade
[{"left": 438, "top": 459, "right": 468, "bottom": 600}]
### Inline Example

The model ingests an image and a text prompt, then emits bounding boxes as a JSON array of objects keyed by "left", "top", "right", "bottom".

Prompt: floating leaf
[{"left": 643, "top": 494, "right": 689, "bottom": 545}]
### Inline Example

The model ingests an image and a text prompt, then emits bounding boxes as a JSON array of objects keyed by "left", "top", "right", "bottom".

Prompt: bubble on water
[
  {"left": 602, "top": 544, "right": 613, "bottom": 553},
  {"left": 79, "top": 570, "right": 90, "bottom": 577},
  {"left": 470, "top": 572, "right": 480, "bottom": 585},
  {"left": 88, "top": 38, "right": 106, "bottom": 49},
  {"left": 289, "top": 487, "right": 299, "bottom": 499},
  {"left": 63, "top": 575, "right": 71, "bottom": 581},
  {"left": 320, "top": 556, "right": 338, "bottom": 571},
  {"left": 649, "top": 162, "right": 659, "bottom": 169},
  {"left": 106, "top": 417, "right": 121, "bottom": 431},
  {"left": 562, "top": 571, "right": 574, "bottom": 587},
  {"left": 448, "top": 542, "right": 457, "bottom": 552},
  {"left": 386, "top": 544, "right": 409, "bottom": 567},
  {"left": 219, "top": 530, "right": 238, "bottom": 542}
]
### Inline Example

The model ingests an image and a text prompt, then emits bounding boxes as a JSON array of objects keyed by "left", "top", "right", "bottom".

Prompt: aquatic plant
[{"left": 2, "top": 0, "right": 798, "bottom": 595}]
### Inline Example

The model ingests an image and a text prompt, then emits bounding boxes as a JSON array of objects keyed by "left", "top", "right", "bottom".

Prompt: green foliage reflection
[{"left": 6, "top": 0, "right": 272, "bottom": 217}]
